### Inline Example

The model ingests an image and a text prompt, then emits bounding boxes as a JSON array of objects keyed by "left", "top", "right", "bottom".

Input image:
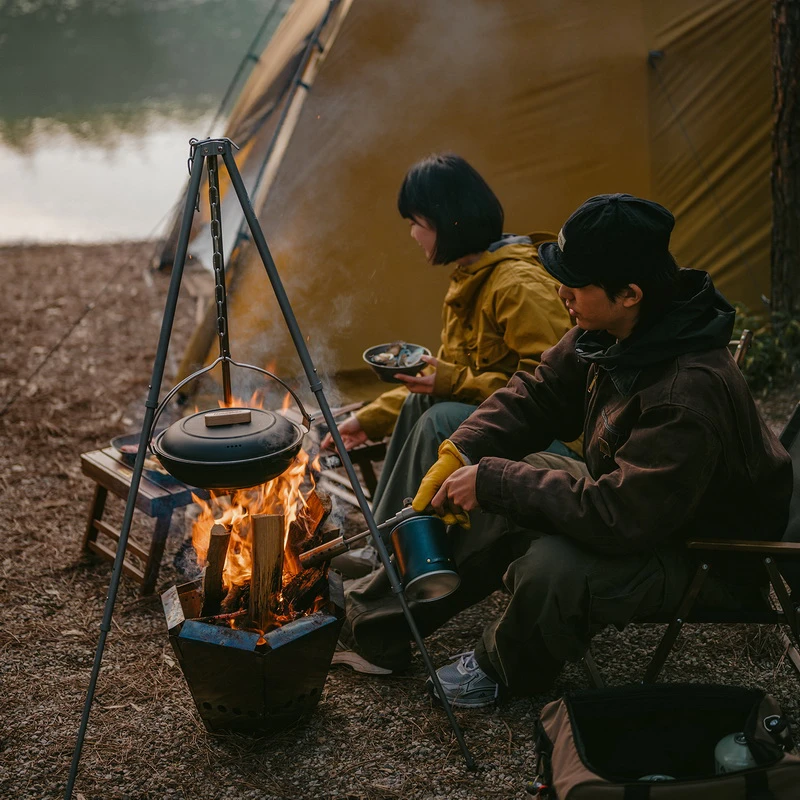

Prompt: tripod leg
[
  {"left": 219, "top": 140, "right": 477, "bottom": 770},
  {"left": 63, "top": 146, "right": 207, "bottom": 799}
]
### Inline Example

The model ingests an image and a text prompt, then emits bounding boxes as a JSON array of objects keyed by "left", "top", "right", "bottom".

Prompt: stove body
[{"left": 162, "top": 571, "right": 344, "bottom": 735}]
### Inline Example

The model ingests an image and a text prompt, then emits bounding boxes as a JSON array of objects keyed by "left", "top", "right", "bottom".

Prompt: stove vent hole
[
  {"left": 233, "top": 708, "right": 243, "bottom": 715},
  {"left": 217, "top": 704, "right": 228, "bottom": 713},
  {"left": 202, "top": 702, "right": 212, "bottom": 710}
]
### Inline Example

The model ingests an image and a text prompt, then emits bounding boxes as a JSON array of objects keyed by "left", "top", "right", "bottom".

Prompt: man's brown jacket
[{"left": 450, "top": 270, "right": 792, "bottom": 555}]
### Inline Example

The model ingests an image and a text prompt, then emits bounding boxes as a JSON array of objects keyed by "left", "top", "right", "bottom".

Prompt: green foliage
[{"left": 733, "top": 304, "right": 800, "bottom": 394}]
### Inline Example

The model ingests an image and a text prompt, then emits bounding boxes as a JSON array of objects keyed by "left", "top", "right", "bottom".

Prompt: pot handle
[
  {"left": 148, "top": 356, "right": 313, "bottom": 447},
  {"left": 228, "top": 357, "right": 314, "bottom": 432}
]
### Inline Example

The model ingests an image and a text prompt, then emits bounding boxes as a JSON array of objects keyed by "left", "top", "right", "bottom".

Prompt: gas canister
[{"left": 714, "top": 733, "right": 757, "bottom": 774}]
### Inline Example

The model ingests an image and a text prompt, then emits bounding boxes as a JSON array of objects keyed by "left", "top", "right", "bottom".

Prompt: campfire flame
[{"left": 190, "top": 390, "right": 320, "bottom": 590}]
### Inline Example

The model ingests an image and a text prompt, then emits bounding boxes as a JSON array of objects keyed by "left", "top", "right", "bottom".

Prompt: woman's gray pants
[{"left": 370, "top": 394, "right": 477, "bottom": 523}]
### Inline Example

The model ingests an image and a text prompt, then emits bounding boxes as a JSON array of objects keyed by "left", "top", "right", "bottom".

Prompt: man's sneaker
[
  {"left": 331, "top": 640, "right": 392, "bottom": 675},
  {"left": 330, "top": 545, "right": 379, "bottom": 579},
  {"left": 426, "top": 651, "right": 499, "bottom": 708}
]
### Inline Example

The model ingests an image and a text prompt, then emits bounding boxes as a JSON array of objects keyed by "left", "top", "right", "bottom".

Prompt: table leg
[
  {"left": 356, "top": 459, "right": 379, "bottom": 498},
  {"left": 81, "top": 484, "right": 108, "bottom": 551},
  {"left": 142, "top": 511, "right": 172, "bottom": 596}
]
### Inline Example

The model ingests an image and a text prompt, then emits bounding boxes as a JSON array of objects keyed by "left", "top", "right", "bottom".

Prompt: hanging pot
[{"left": 149, "top": 357, "right": 312, "bottom": 490}]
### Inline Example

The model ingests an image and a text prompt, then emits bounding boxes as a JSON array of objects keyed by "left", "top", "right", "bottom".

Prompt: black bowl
[
  {"left": 363, "top": 342, "right": 431, "bottom": 384},
  {"left": 110, "top": 432, "right": 143, "bottom": 465},
  {"left": 111, "top": 429, "right": 168, "bottom": 466}
]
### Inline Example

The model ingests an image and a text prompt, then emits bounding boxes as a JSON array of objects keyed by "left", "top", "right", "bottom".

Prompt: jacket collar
[
  {"left": 445, "top": 234, "right": 547, "bottom": 311},
  {"left": 574, "top": 269, "right": 735, "bottom": 395}
]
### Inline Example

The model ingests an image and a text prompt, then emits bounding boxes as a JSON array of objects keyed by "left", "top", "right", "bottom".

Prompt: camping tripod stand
[{"left": 64, "top": 137, "right": 475, "bottom": 797}]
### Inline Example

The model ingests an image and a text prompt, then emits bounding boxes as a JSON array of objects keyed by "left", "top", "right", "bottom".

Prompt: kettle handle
[{"left": 149, "top": 356, "right": 313, "bottom": 447}]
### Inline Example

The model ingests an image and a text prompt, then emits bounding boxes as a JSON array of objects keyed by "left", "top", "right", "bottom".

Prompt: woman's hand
[
  {"left": 320, "top": 415, "right": 368, "bottom": 451},
  {"left": 394, "top": 354, "right": 438, "bottom": 394},
  {"left": 431, "top": 465, "right": 480, "bottom": 524}
]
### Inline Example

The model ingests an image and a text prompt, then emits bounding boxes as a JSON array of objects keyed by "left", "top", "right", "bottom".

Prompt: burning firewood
[
  {"left": 308, "top": 488, "right": 333, "bottom": 524},
  {"left": 194, "top": 609, "right": 247, "bottom": 626},
  {"left": 282, "top": 567, "right": 328, "bottom": 615},
  {"left": 200, "top": 523, "right": 231, "bottom": 617},
  {"left": 249, "top": 514, "right": 284, "bottom": 631},
  {"left": 287, "top": 488, "right": 332, "bottom": 559},
  {"left": 220, "top": 583, "right": 248, "bottom": 615},
  {"left": 193, "top": 477, "right": 334, "bottom": 631},
  {"left": 301, "top": 521, "right": 340, "bottom": 555}
]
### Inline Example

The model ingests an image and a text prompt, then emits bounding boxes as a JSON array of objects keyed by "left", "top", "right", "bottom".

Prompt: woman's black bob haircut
[{"left": 397, "top": 153, "right": 504, "bottom": 265}]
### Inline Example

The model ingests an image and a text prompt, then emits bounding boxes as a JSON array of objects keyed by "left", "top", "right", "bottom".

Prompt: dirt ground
[{"left": 2, "top": 242, "right": 799, "bottom": 800}]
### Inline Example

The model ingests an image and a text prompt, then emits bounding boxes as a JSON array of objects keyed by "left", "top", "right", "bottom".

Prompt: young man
[{"left": 340, "top": 193, "right": 792, "bottom": 703}]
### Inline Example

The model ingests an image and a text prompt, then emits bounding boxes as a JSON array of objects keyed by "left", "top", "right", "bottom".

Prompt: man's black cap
[{"left": 538, "top": 194, "right": 675, "bottom": 288}]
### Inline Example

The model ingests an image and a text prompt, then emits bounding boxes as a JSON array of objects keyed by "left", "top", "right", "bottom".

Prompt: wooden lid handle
[{"left": 204, "top": 408, "right": 252, "bottom": 427}]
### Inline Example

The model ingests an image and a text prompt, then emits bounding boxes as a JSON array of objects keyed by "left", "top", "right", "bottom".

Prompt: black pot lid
[{"left": 157, "top": 407, "right": 300, "bottom": 463}]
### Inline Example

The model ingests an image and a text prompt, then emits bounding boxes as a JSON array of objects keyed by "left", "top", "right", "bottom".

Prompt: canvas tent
[{"left": 162, "top": 0, "right": 773, "bottom": 401}]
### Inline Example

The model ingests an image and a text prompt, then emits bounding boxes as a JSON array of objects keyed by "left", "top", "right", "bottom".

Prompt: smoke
[{"left": 192, "top": 0, "right": 519, "bottom": 394}]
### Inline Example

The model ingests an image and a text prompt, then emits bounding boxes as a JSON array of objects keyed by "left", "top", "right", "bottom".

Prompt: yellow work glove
[{"left": 412, "top": 439, "right": 471, "bottom": 528}]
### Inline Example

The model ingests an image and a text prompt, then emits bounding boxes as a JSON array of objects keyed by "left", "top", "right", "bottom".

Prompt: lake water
[{"left": 1, "top": 0, "right": 290, "bottom": 244}]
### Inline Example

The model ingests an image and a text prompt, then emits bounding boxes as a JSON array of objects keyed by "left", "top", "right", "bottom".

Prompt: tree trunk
[{"left": 771, "top": 0, "right": 800, "bottom": 318}]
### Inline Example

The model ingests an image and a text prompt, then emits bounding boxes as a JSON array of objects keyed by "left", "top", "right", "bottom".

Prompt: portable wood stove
[{"left": 162, "top": 572, "right": 344, "bottom": 735}]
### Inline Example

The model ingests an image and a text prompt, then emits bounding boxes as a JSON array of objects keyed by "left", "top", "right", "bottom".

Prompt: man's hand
[
  {"left": 432, "top": 465, "right": 479, "bottom": 526},
  {"left": 394, "top": 354, "right": 438, "bottom": 394},
  {"left": 320, "top": 415, "right": 368, "bottom": 451}
]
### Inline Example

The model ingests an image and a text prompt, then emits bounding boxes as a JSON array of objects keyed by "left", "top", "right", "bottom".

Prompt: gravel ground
[{"left": 2, "top": 242, "right": 799, "bottom": 800}]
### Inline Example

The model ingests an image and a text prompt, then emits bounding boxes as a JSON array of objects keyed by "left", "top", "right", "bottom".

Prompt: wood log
[
  {"left": 194, "top": 609, "right": 247, "bottom": 625},
  {"left": 287, "top": 488, "right": 333, "bottom": 559},
  {"left": 308, "top": 488, "right": 333, "bottom": 526},
  {"left": 249, "top": 514, "right": 284, "bottom": 631},
  {"left": 220, "top": 582, "right": 247, "bottom": 614},
  {"left": 200, "top": 523, "right": 231, "bottom": 617},
  {"left": 282, "top": 566, "right": 328, "bottom": 614},
  {"left": 301, "top": 521, "right": 341, "bottom": 555}
]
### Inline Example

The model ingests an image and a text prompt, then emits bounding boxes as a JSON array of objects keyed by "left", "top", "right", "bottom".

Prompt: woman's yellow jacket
[{"left": 356, "top": 233, "right": 573, "bottom": 441}]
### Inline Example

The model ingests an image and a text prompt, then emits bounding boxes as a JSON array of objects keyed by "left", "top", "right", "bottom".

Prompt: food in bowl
[{"left": 363, "top": 342, "right": 431, "bottom": 383}]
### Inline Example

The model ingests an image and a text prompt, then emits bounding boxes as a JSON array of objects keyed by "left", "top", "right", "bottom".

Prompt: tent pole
[
  {"left": 63, "top": 145, "right": 207, "bottom": 799},
  {"left": 219, "top": 137, "right": 477, "bottom": 770},
  {"left": 226, "top": 0, "right": 341, "bottom": 262}
]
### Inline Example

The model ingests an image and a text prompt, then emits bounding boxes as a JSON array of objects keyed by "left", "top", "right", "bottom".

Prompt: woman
[{"left": 322, "top": 153, "right": 577, "bottom": 578}]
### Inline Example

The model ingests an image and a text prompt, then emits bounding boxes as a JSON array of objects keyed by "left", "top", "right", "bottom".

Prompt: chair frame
[{"left": 584, "top": 332, "right": 800, "bottom": 686}]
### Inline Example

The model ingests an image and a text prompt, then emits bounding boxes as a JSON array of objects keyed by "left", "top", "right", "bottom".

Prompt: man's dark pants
[{"left": 341, "top": 452, "right": 738, "bottom": 694}]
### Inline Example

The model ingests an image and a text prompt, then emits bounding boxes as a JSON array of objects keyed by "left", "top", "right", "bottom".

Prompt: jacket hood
[
  {"left": 445, "top": 232, "right": 555, "bottom": 311},
  {"left": 574, "top": 269, "right": 735, "bottom": 394},
  {"left": 449, "top": 233, "right": 548, "bottom": 277}
]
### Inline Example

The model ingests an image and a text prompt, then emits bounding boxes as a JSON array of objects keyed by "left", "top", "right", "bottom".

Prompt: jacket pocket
[{"left": 598, "top": 409, "right": 625, "bottom": 459}]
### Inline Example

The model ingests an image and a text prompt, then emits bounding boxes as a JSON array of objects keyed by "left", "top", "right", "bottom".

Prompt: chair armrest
[{"left": 687, "top": 539, "right": 800, "bottom": 555}]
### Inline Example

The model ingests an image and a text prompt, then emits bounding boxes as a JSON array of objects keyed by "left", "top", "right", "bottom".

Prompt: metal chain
[{"left": 206, "top": 154, "right": 233, "bottom": 403}]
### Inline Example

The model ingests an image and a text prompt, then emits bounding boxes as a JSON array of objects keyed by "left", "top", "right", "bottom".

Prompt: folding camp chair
[{"left": 583, "top": 399, "right": 800, "bottom": 687}]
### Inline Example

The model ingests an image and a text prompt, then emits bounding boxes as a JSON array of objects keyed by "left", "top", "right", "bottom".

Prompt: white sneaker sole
[
  {"left": 331, "top": 650, "right": 392, "bottom": 675},
  {"left": 427, "top": 678, "right": 498, "bottom": 708}
]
